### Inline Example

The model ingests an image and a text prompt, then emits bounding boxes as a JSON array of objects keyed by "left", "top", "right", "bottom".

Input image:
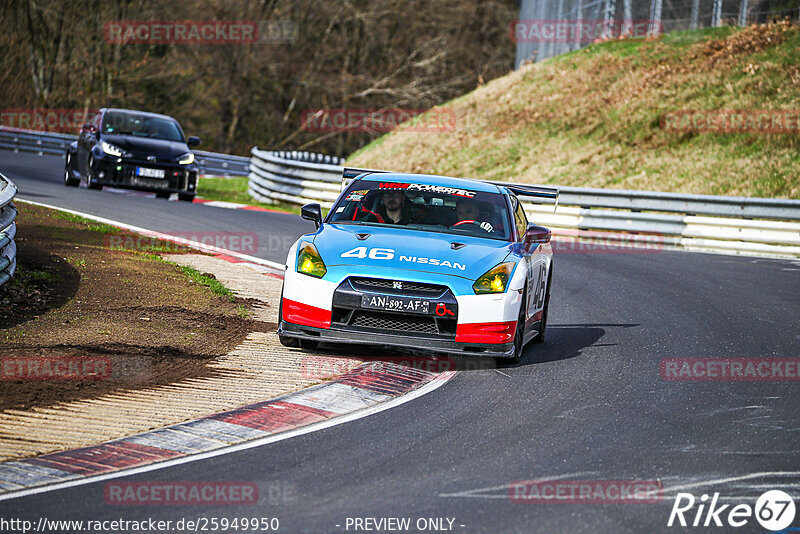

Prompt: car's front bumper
[
  {"left": 279, "top": 320, "right": 516, "bottom": 359},
  {"left": 93, "top": 155, "right": 197, "bottom": 194}
]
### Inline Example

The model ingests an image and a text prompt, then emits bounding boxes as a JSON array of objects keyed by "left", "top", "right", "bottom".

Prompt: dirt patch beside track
[{"left": 0, "top": 203, "right": 268, "bottom": 413}]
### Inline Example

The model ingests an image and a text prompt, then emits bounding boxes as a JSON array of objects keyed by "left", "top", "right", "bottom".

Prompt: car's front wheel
[
  {"left": 277, "top": 295, "right": 300, "bottom": 348},
  {"left": 532, "top": 266, "right": 552, "bottom": 344},
  {"left": 86, "top": 156, "right": 102, "bottom": 190},
  {"left": 507, "top": 291, "right": 527, "bottom": 365},
  {"left": 155, "top": 191, "right": 171, "bottom": 199},
  {"left": 178, "top": 193, "right": 195, "bottom": 202},
  {"left": 64, "top": 154, "right": 79, "bottom": 187},
  {"left": 298, "top": 338, "right": 319, "bottom": 350}
]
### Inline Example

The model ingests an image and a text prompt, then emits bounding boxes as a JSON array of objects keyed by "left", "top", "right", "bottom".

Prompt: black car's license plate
[
  {"left": 136, "top": 167, "right": 165, "bottom": 179},
  {"left": 361, "top": 294, "right": 430, "bottom": 315}
]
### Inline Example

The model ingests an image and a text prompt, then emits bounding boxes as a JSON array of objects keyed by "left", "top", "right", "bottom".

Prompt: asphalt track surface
[{"left": 2, "top": 149, "right": 799, "bottom": 533}]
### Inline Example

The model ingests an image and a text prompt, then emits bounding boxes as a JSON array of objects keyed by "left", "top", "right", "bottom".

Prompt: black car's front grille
[
  {"left": 349, "top": 277, "right": 448, "bottom": 297},
  {"left": 350, "top": 310, "right": 439, "bottom": 334},
  {"left": 127, "top": 152, "right": 176, "bottom": 164}
]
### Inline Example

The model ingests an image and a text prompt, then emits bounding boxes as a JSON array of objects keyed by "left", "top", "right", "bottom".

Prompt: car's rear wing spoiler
[
  {"left": 501, "top": 184, "right": 560, "bottom": 211},
  {"left": 341, "top": 167, "right": 390, "bottom": 191}
]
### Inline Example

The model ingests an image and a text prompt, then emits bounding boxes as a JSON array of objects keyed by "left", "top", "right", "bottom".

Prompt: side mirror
[
  {"left": 94, "top": 129, "right": 102, "bottom": 139},
  {"left": 525, "top": 224, "right": 551, "bottom": 247},
  {"left": 301, "top": 203, "right": 323, "bottom": 229},
  {"left": 187, "top": 136, "right": 201, "bottom": 147}
]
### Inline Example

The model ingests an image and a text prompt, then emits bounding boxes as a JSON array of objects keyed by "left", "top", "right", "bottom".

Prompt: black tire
[
  {"left": 86, "top": 156, "right": 102, "bottom": 189},
  {"left": 507, "top": 291, "right": 527, "bottom": 365},
  {"left": 64, "top": 154, "right": 79, "bottom": 187},
  {"left": 155, "top": 191, "right": 171, "bottom": 199},
  {"left": 532, "top": 266, "right": 552, "bottom": 344},
  {"left": 279, "top": 334, "right": 299, "bottom": 348},
  {"left": 178, "top": 193, "right": 195, "bottom": 202},
  {"left": 298, "top": 338, "right": 320, "bottom": 350}
]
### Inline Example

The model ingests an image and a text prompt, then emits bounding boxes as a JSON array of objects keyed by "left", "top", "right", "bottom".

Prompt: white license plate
[
  {"left": 136, "top": 167, "right": 165, "bottom": 179},
  {"left": 361, "top": 294, "right": 431, "bottom": 315}
]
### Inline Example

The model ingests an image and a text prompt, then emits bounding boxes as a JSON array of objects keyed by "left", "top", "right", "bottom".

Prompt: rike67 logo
[{"left": 668, "top": 490, "right": 796, "bottom": 531}]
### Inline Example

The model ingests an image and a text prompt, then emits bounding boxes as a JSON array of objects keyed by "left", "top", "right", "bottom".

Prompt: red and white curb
[{"left": 0, "top": 360, "right": 455, "bottom": 501}]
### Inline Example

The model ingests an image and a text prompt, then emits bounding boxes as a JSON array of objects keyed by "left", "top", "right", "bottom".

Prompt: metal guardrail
[
  {"left": 193, "top": 150, "right": 250, "bottom": 177},
  {"left": 248, "top": 148, "right": 800, "bottom": 259},
  {"left": 0, "top": 173, "right": 18, "bottom": 287},
  {"left": 0, "top": 127, "right": 249, "bottom": 177}
]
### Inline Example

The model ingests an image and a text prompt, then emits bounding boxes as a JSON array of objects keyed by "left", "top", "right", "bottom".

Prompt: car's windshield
[
  {"left": 102, "top": 112, "right": 184, "bottom": 142},
  {"left": 328, "top": 180, "right": 512, "bottom": 241}
]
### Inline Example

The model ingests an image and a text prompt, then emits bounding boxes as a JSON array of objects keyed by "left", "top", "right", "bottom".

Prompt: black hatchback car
[{"left": 64, "top": 108, "right": 200, "bottom": 201}]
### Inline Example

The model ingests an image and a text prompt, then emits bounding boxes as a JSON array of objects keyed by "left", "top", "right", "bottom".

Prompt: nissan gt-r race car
[{"left": 278, "top": 168, "right": 557, "bottom": 362}]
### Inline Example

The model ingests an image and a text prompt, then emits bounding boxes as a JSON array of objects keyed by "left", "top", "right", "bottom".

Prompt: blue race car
[{"left": 278, "top": 168, "right": 557, "bottom": 362}]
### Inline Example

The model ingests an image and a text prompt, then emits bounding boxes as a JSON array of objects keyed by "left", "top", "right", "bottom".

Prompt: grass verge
[
  {"left": 197, "top": 176, "right": 302, "bottom": 214},
  {"left": 348, "top": 22, "right": 800, "bottom": 198}
]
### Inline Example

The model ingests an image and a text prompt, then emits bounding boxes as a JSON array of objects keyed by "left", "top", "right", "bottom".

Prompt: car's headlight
[
  {"left": 473, "top": 262, "right": 515, "bottom": 294},
  {"left": 101, "top": 141, "right": 123, "bottom": 157},
  {"left": 296, "top": 243, "right": 326, "bottom": 278},
  {"left": 178, "top": 152, "right": 195, "bottom": 165}
]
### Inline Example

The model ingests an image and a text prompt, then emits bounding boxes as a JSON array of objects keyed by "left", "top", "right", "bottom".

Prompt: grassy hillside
[{"left": 349, "top": 22, "right": 800, "bottom": 199}]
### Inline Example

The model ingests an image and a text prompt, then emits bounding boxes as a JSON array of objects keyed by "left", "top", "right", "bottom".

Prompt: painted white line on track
[
  {"left": 15, "top": 198, "right": 285, "bottom": 272},
  {"left": 0, "top": 371, "right": 455, "bottom": 502}
]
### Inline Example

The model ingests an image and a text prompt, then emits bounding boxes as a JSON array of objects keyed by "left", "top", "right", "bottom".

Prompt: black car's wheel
[
  {"left": 155, "top": 191, "right": 171, "bottom": 199},
  {"left": 64, "top": 154, "right": 79, "bottom": 187},
  {"left": 86, "top": 156, "right": 102, "bottom": 189},
  {"left": 532, "top": 266, "right": 552, "bottom": 344},
  {"left": 178, "top": 193, "right": 195, "bottom": 202}
]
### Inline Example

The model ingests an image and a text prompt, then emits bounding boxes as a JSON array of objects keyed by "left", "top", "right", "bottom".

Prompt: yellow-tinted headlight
[
  {"left": 296, "top": 243, "right": 326, "bottom": 278},
  {"left": 473, "top": 262, "right": 515, "bottom": 294}
]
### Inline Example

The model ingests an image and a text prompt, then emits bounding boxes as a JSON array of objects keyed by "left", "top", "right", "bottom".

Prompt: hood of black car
[{"left": 102, "top": 134, "right": 189, "bottom": 158}]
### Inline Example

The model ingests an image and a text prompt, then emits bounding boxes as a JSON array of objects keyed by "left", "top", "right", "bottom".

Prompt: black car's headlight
[
  {"left": 473, "top": 262, "right": 515, "bottom": 294},
  {"left": 178, "top": 152, "right": 195, "bottom": 165},
  {"left": 101, "top": 141, "right": 124, "bottom": 157},
  {"left": 296, "top": 243, "right": 326, "bottom": 278}
]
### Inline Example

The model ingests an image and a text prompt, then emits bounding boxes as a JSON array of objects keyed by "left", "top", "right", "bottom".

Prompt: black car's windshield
[
  {"left": 103, "top": 112, "right": 184, "bottom": 142},
  {"left": 328, "top": 180, "right": 512, "bottom": 241}
]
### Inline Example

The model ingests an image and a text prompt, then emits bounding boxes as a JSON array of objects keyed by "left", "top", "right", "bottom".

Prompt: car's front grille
[
  {"left": 130, "top": 175, "right": 170, "bottom": 189},
  {"left": 349, "top": 277, "right": 448, "bottom": 297},
  {"left": 350, "top": 310, "right": 439, "bottom": 334}
]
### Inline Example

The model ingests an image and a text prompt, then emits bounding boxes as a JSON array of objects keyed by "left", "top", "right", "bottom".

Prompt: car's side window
[{"left": 513, "top": 197, "right": 528, "bottom": 241}]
